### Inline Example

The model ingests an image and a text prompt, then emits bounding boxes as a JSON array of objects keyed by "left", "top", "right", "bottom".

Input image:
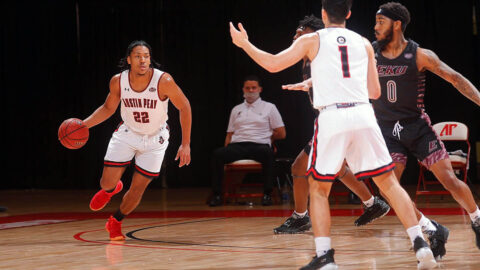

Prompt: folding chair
[
  {"left": 415, "top": 121, "right": 470, "bottom": 201},
  {"left": 223, "top": 159, "right": 264, "bottom": 204}
]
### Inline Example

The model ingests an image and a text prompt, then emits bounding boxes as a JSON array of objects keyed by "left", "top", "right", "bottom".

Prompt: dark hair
[
  {"left": 298, "top": 14, "right": 325, "bottom": 31},
  {"left": 378, "top": 2, "right": 411, "bottom": 32},
  {"left": 321, "top": 0, "right": 353, "bottom": 24},
  {"left": 243, "top": 75, "right": 261, "bottom": 86},
  {"left": 118, "top": 40, "right": 160, "bottom": 71}
]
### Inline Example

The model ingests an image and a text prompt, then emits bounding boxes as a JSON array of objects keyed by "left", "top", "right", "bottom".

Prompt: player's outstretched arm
[
  {"left": 83, "top": 74, "right": 121, "bottom": 128},
  {"left": 229, "top": 22, "right": 317, "bottom": 73},
  {"left": 281, "top": 78, "right": 312, "bottom": 92},
  {"left": 417, "top": 48, "right": 480, "bottom": 106},
  {"left": 159, "top": 73, "right": 192, "bottom": 167}
]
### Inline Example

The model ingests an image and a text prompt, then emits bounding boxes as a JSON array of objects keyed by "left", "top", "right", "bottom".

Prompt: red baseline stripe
[{"left": 0, "top": 207, "right": 469, "bottom": 226}]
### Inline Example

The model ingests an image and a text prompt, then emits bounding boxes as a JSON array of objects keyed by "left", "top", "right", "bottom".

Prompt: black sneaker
[
  {"left": 425, "top": 220, "right": 449, "bottom": 260},
  {"left": 413, "top": 237, "right": 437, "bottom": 269},
  {"left": 208, "top": 195, "right": 222, "bottom": 207},
  {"left": 273, "top": 212, "right": 311, "bottom": 234},
  {"left": 300, "top": 249, "right": 337, "bottom": 270},
  {"left": 354, "top": 196, "right": 390, "bottom": 226},
  {"left": 472, "top": 217, "right": 480, "bottom": 249},
  {"left": 261, "top": 194, "right": 272, "bottom": 206}
]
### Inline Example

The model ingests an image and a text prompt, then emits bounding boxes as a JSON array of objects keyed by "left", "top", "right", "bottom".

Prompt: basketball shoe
[
  {"left": 273, "top": 212, "right": 311, "bottom": 234},
  {"left": 300, "top": 249, "right": 338, "bottom": 270},
  {"left": 425, "top": 220, "right": 449, "bottom": 260},
  {"left": 89, "top": 181, "right": 123, "bottom": 211},
  {"left": 472, "top": 217, "right": 480, "bottom": 249},
  {"left": 413, "top": 237, "right": 437, "bottom": 269},
  {"left": 354, "top": 196, "right": 390, "bottom": 226},
  {"left": 106, "top": 216, "right": 125, "bottom": 241}
]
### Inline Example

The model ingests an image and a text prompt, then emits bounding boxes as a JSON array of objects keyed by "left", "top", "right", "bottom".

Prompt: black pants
[{"left": 211, "top": 142, "right": 274, "bottom": 195}]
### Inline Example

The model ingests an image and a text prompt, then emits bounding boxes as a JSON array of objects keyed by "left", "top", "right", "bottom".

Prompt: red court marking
[
  {"left": 73, "top": 219, "right": 294, "bottom": 254},
  {"left": 73, "top": 217, "right": 477, "bottom": 256},
  {"left": 0, "top": 207, "right": 467, "bottom": 225}
]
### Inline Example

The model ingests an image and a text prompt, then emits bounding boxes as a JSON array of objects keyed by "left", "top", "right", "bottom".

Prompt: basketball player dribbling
[
  {"left": 82, "top": 40, "right": 192, "bottom": 241},
  {"left": 274, "top": 15, "right": 390, "bottom": 235},
  {"left": 230, "top": 0, "right": 436, "bottom": 269},
  {"left": 371, "top": 2, "right": 480, "bottom": 257}
]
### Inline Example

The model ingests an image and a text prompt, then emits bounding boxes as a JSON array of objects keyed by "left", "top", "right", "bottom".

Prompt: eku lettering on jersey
[
  {"left": 377, "top": 65, "right": 408, "bottom": 77},
  {"left": 310, "top": 28, "right": 369, "bottom": 108},
  {"left": 371, "top": 40, "right": 426, "bottom": 123},
  {"left": 120, "top": 68, "right": 169, "bottom": 135}
]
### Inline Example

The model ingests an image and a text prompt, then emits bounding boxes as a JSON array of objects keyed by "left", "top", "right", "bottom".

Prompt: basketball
[{"left": 58, "top": 118, "right": 89, "bottom": 149}]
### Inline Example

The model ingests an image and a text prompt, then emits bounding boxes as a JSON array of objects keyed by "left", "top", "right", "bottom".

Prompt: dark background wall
[{"left": 2, "top": 0, "right": 479, "bottom": 189}]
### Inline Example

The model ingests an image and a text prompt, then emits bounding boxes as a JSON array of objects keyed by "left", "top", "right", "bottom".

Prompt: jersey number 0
[{"left": 386, "top": 80, "right": 397, "bottom": 103}]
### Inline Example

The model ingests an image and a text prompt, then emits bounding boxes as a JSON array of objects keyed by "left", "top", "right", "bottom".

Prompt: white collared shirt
[{"left": 227, "top": 98, "right": 284, "bottom": 145}]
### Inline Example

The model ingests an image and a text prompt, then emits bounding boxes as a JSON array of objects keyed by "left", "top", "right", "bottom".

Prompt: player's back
[{"left": 311, "top": 27, "right": 369, "bottom": 108}]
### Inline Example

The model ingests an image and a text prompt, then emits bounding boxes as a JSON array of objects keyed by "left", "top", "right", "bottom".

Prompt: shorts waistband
[
  {"left": 317, "top": 102, "right": 368, "bottom": 113},
  {"left": 121, "top": 123, "right": 169, "bottom": 136}
]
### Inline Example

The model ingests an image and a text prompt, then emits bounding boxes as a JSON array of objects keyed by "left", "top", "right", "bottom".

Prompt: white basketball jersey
[
  {"left": 311, "top": 28, "right": 369, "bottom": 108},
  {"left": 120, "top": 68, "right": 169, "bottom": 135}
]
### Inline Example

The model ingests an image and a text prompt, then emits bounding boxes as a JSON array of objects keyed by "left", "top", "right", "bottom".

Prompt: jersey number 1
[{"left": 338, "top": 46, "right": 350, "bottom": 78}]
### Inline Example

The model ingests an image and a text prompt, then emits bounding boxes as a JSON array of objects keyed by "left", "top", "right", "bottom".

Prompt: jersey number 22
[{"left": 133, "top": 111, "right": 150, "bottom": 123}]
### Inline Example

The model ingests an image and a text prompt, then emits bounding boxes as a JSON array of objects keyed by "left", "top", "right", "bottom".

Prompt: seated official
[{"left": 209, "top": 75, "right": 286, "bottom": 206}]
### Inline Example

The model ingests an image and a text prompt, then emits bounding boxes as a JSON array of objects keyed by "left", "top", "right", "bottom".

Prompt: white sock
[
  {"left": 418, "top": 214, "right": 436, "bottom": 233},
  {"left": 469, "top": 206, "right": 480, "bottom": 222},
  {"left": 406, "top": 225, "right": 424, "bottom": 246},
  {"left": 314, "top": 237, "right": 331, "bottom": 257},
  {"left": 362, "top": 196, "right": 375, "bottom": 208},
  {"left": 294, "top": 210, "right": 308, "bottom": 218}
]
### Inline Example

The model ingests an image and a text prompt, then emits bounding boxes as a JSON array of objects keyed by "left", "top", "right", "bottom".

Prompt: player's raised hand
[
  {"left": 230, "top": 22, "right": 249, "bottom": 48},
  {"left": 175, "top": 144, "right": 191, "bottom": 167},
  {"left": 281, "top": 81, "right": 310, "bottom": 92}
]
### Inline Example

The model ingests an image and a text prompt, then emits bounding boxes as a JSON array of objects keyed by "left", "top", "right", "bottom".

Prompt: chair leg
[
  {"left": 415, "top": 167, "right": 424, "bottom": 203},
  {"left": 364, "top": 178, "right": 375, "bottom": 195},
  {"left": 223, "top": 170, "right": 234, "bottom": 205}
]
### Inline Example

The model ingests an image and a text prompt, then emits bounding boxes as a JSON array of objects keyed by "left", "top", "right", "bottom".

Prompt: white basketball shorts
[
  {"left": 307, "top": 103, "right": 394, "bottom": 182},
  {"left": 104, "top": 123, "right": 169, "bottom": 178}
]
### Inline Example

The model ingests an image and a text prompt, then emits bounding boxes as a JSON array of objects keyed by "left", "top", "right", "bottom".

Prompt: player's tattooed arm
[{"left": 418, "top": 48, "right": 480, "bottom": 106}]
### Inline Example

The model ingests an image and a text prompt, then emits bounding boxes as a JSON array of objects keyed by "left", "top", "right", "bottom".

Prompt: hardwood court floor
[{"left": 0, "top": 187, "right": 479, "bottom": 269}]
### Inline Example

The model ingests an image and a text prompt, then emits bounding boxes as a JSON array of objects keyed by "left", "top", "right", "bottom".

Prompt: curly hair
[
  {"left": 379, "top": 2, "right": 411, "bottom": 32},
  {"left": 118, "top": 40, "right": 160, "bottom": 71},
  {"left": 298, "top": 14, "right": 325, "bottom": 31}
]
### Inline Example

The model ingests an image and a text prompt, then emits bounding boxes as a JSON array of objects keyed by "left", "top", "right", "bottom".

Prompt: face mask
[{"left": 244, "top": 92, "right": 260, "bottom": 103}]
